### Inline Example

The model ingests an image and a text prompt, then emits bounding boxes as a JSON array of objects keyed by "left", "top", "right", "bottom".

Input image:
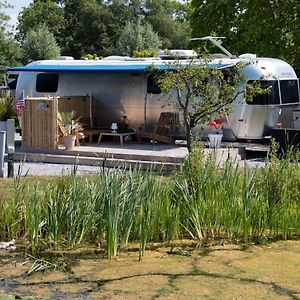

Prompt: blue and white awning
[{"left": 8, "top": 61, "right": 235, "bottom": 73}]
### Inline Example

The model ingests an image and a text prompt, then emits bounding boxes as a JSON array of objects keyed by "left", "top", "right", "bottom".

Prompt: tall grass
[{"left": 0, "top": 143, "right": 299, "bottom": 258}]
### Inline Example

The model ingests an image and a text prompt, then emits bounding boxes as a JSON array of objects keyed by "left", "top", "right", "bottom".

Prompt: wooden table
[
  {"left": 97, "top": 130, "right": 137, "bottom": 146},
  {"left": 83, "top": 128, "right": 105, "bottom": 143}
]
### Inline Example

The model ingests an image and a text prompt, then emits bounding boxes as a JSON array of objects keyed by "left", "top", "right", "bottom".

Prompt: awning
[{"left": 7, "top": 62, "right": 235, "bottom": 73}]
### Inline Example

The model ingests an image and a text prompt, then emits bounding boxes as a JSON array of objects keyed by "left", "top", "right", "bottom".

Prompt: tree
[
  {"left": 156, "top": 57, "right": 264, "bottom": 151},
  {"left": 16, "top": 0, "right": 65, "bottom": 46},
  {"left": 21, "top": 24, "right": 60, "bottom": 63},
  {"left": 145, "top": 0, "right": 191, "bottom": 49},
  {"left": 0, "top": 1, "right": 21, "bottom": 83},
  {"left": 16, "top": 0, "right": 192, "bottom": 59},
  {"left": 65, "top": 0, "right": 117, "bottom": 57},
  {"left": 0, "top": 29, "right": 21, "bottom": 80},
  {"left": 117, "top": 19, "right": 161, "bottom": 56},
  {"left": 61, "top": 0, "right": 89, "bottom": 56},
  {"left": 190, "top": 0, "right": 300, "bottom": 74},
  {"left": 235, "top": 0, "right": 300, "bottom": 74}
]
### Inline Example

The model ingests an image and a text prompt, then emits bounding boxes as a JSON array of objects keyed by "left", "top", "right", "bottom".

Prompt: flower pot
[
  {"left": 208, "top": 133, "right": 223, "bottom": 148},
  {"left": 63, "top": 135, "right": 76, "bottom": 150}
]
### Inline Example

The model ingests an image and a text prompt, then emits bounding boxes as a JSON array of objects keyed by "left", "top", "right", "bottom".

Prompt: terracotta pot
[{"left": 63, "top": 135, "right": 76, "bottom": 150}]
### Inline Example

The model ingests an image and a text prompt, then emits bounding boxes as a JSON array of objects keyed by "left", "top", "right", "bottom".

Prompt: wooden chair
[
  {"left": 79, "top": 116, "right": 104, "bottom": 143},
  {"left": 138, "top": 112, "right": 180, "bottom": 144}
]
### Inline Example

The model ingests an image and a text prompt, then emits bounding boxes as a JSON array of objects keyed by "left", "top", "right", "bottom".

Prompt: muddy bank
[{"left": 0, "top": 240, "right": 299, "bottom": 299}]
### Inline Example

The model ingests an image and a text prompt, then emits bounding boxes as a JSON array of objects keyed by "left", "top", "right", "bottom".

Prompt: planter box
[
  {"left": 0, "top": 119, "right": 15, "bottom": 153},
  {"left": 208, "top": 134, "right": 223, "bottom": 148},
  {"left": 63, "top": 135, "right": 76, "bottom": 150}
]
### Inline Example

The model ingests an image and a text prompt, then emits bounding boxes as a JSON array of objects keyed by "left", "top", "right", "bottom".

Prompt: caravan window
[
  {"left": 280, "top": 80, "right": 299, "bottom": 104},
  {"left": 246, "top": 80, "right": 280, "bottom": 105},
  {"left": 147, "top": 74, "right": 161, "bottom": 94},
  {"left": 7, "top": 74, "right": 19, "bottom": 91},
  {"left": 36, "top": 73, "right": 58, "bottom": 93}
]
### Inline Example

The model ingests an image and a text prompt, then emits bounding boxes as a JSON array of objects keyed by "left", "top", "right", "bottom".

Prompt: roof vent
[
  {"left": 159, "top": 49, "right": 197, "bottom": 60},
  {"left": 103, "top": 56, "right": 130, "bottom": 61},
  {"left": 55, "top": 56, "right": 74, "bottom": 60},
  {"left": 238, "top": 53, "right": 257, "bottom": 60}
]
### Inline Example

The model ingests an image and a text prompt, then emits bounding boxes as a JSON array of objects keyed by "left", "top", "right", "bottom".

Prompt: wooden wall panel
[
  {"left": 22, "top": 97, "right": 58, "bottom": 149},
  {"left": 58, "top": 96, "right": 92, "bottom": 121},
  {"left": 22, "top": 96, "right": 91, "bottom": 149}
]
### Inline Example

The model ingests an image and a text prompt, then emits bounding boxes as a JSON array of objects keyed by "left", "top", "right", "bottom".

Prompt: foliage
[
  {"left": 155, "top": 56, "right": 266, "bottom": 151},
  {"left": 0, "top": 1, "right": 21, "bottom": 83},
  {"left": 0, "top": 151, "right": 299, "bottom": 259},
  {"left": 64, "top": 0, "right": 117, "bottom": 58},
  {"left": 16, "top": 0, "right": 65, "bottom": 46},
  {"left": 117, "top": 19, "right": 161, "bottom": 56},
  {"left": 21, "top": 24, "right": 61, "bottom": 63},
  {"left": 59, "top": 110, "right": 83, "bottom": 135},
  {"left": 81, "top": 53, "right": 102, "bottom": 60},
  {"left": 15, "top": 0, "right": 190, "bottom": 59},
  {"left": 144, "top": 0, "right": 191, "bottom": 49},
  {"left": 0, "top": 30, "right": 21, "bottom": 83},
  {"left": 190, "top": 0, "right": 300, "bottom": 74},
  {"left": 0, "top": 95, "right": 17, "bottom": 121},
  {"left": 133, "top": 49, "right": 158, "bottom": 58},
  {"left": 0, "top": 1, "right": 10, "bottom": 26}
]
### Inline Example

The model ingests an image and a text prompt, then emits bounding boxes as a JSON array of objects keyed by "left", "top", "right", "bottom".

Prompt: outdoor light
[{"left": 111, "top": 122, "right": 118, "bottom": 133}]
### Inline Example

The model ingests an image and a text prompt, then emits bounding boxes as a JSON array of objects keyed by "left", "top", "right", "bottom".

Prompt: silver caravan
[{"left": 8, "top": 40, "right": 300, "bottom": 141}]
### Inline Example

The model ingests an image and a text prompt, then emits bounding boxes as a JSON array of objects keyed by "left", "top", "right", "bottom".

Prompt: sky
[{"left": 5, "top": 0, "right": 33, "bottom": 29}]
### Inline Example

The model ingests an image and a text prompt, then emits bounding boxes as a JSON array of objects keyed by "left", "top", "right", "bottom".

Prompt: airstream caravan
[{"left": 8, "top": 38, "right": 300, "bottom": 141}]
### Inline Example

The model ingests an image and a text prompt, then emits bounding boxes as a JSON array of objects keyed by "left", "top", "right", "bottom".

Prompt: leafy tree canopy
[
  {"left": 117, "top": 19, "right": 161, "bottom": 56},
  {"left": 156, "top": 56, "right": 266, "bottom": 151},
  {"left": 144, "top": 0, "right": 191, "bottom": 49},
  {"left": 0, "top": 1, "right": 21, "bottom": 83},
  {"left": 21, "top": 24, "right": 61, "bottom": 63},
  {"left": 190, "top": 0, "right": 300, "bottom": 73},
  {"left": 65, "top": 0, "right": 117, "bottom": 57},
  {"left": 16, "top": 0, "right": 191, "bottom": 58},
  {"left": 16, "top": 0, "right": 64, "bottom": 46}
]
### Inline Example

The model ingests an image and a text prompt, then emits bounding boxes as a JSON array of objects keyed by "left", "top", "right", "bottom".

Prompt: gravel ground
[
  {"left": 1, "top": 156, "right": 266, "bottom": 178},
  {"left": 2, "top": 161, "right": 104, "bottom": 177},
  {"left": 0, "top": 134, "right": 266, "bottom": 177}
]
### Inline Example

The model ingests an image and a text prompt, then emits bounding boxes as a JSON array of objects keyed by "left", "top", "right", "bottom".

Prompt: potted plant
[
  {"left": 58, "top": 111, "right": 83, "bottom": 150},
  {"left": 207, "top": 118, "right": 224, "bottom": 148}
]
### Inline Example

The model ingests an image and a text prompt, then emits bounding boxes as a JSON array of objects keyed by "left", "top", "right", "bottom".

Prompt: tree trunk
[{"left": 185, "top": 124, "right": 192, "bottom": 152}]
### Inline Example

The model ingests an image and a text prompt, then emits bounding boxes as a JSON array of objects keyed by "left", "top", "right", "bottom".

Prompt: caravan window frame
[
  {"left": 147, "top": 74, "right": 162, "bottom": 94},
  {"left": 7, "top": 73, "right": 19, "bottom": 91},
  {"left": 246, "top": 80, "right": 280, "bottom": 105},
  {"left": 279, "top": 79, "right": 300, "bottom": 105},
  {"left": 36, "top": 73, "right": 59, "bottom": 93}
]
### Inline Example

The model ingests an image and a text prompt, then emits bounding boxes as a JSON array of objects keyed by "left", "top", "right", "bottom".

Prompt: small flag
[{"left": 16, "top": 91, "right": 25, "bottom": 115}]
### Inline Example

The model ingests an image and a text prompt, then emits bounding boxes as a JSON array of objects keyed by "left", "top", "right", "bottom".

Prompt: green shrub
[{"left": 0, "top": 96, "right": 17, "bottom": 121}]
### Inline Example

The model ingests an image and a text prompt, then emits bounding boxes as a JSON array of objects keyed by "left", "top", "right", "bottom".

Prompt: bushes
[{"left": 0, "top": 96, "right": 17, "bottom": 121}]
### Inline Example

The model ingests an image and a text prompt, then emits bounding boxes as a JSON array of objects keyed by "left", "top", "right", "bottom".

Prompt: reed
[
  {"left": 1, "top": 143, "right": 299, "bottom": 258},
  {"left": 101, "top": 170, "right": 123, "bottom": 258},
  {"left": 118, "top": 169, "right": 141, "bottom": 248},
  {"left": 0, "top": 172, "right": 27, "bottom": 240},
  {"left": 136, "top": 172, "right": 156, "bottom": 260}
]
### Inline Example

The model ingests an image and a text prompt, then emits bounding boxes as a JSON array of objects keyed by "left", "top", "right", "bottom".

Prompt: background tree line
[
  {"left": 1, "top": 0, "right": 300, "bottom": 83},
  {"left": 14, "top": 0, "right": 190, "bottom": 59}
]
